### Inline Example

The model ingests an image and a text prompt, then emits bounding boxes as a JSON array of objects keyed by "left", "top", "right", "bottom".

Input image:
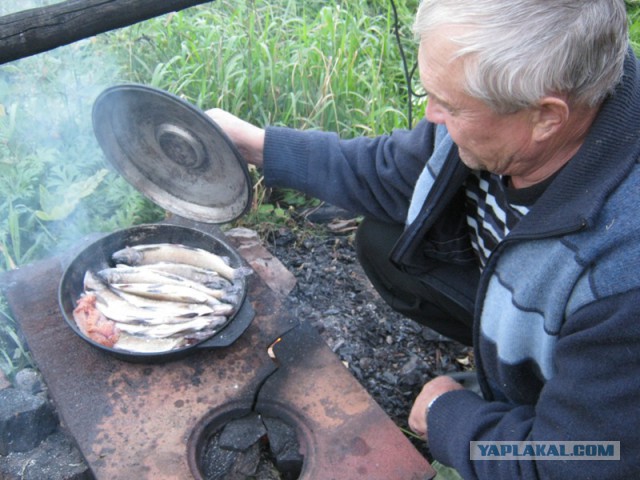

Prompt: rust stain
[
  {"left": 257, "top": 322, "right": 435, "bottom": 479},
  {"left": 1, "top": 230, "right": 435, "bottom": 480}
]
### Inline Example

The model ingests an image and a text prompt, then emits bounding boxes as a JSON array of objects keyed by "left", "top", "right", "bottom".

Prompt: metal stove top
[{"left": 0, "top": 219, "right": 434, "bottom": 480}]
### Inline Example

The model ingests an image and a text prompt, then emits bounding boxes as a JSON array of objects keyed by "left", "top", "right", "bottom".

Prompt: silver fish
[
  {"left": 128, "top": 262, "right": 233, "bottom": 289},
  {"left": 112, "top": 290, "right": 215, "bottom": 315},
  {"left": 109, "top": 282, "right": 220, "bottom": 305},
  {"left": 84, "top": 271, "right": 158, "bottom": 323},
  {"left": 112, "top": 243, "right": 252, "bottom": 281},
  {"left": 84, "top": 272, "right": 213, "bottom": 324},
  {"left": 114, "top": 315, "right": 226, "bottom": 338},
  {"left": 97, "top": 266, "right": 231, "bottom": 300},
  {"left": 113, "top": 333, "right": 184, "bottom": 353}
]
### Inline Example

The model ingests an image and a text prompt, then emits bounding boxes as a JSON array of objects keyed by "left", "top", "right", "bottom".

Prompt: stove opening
[{"left": 190, "top": 405, "right": 305, "bottom": 480}]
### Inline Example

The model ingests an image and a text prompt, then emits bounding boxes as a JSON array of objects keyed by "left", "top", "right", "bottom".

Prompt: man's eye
[{"left": 430, "top": 96, "right": 454, "bottom": 113}]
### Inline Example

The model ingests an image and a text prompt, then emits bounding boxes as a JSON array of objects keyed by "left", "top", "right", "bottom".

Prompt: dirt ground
[{"left": 257, "top": 209, "right": 474, "bottom": 456}]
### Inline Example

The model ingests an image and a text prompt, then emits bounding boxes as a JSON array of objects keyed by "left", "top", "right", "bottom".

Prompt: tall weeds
[
  {"left": 114, "top": 1, "right": 421, "bottom": 136},
  {"left": 0, "top": 0, "right": 419, "bottom": 377}
]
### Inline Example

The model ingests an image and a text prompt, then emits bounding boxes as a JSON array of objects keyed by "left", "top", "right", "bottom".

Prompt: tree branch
[{"left": 0, "top": 0, "right": 214, "bottom": 65}]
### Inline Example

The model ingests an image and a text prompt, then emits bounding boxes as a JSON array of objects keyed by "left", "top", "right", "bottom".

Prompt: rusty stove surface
[{"left": 0, "top": 220, "right": 435, "bottom": 480}]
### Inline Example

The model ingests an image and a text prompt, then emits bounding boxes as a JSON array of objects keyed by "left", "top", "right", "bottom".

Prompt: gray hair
[{"left": 414, "top": 0, "right": 629, "bottom": 113}]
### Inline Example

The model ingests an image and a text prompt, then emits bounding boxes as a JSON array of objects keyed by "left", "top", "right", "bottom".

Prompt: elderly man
[{"left": 208, "top": 0, "right": 640, "bottom": 478}]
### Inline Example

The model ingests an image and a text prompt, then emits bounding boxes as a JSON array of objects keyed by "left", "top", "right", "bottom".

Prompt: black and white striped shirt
[{"left": 464, "top": 171, "right": 541, "bottom": 268}]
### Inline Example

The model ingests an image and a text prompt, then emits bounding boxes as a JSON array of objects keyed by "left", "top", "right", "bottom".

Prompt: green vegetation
[
  {"left": 629, "top": 1, "right": 640, "bottom": 53},
  {"left": 0, "top": 0, "right": 419, "bottom": 272},
  {"left": 116, "top": 1, "right": 419, "bottom": 133},
  {"left": 0, "top": 296, "right": 32, "bottom": 378},
  {"left": 111, "top": 0, "right": 422, "bottom": 228},
  {"left": 0, "top": 0, "right": 419, "bottom": 379}
]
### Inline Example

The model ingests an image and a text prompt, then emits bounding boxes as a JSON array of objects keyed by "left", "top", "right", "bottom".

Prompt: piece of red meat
[{"left": 72, "top": 293, "right": 120, "bottom": 348}]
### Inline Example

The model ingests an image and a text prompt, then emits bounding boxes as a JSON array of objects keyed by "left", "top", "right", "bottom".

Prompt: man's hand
[
  {"left": 409, "top": 376, "right": 465, "bottom": 440},
  {"left": 205, "top": 108, "right": 266, "bottom": 167}
]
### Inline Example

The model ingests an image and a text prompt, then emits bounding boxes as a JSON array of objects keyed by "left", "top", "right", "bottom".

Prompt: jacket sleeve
[
  {"left": 427, "top": 288, "right": 640, "bottom": 480},
  {"left": 262, "top": 120, "right": 436, "bottom": 224}
]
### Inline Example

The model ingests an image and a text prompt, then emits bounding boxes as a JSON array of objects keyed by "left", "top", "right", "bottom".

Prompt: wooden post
[{"left": 0, "top": 0, "right": 215, "bottom": 65}]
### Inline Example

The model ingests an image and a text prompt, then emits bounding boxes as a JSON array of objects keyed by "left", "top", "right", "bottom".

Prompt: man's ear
[{"left": 532, "top": 96, "right": 570, "bottom": 142}]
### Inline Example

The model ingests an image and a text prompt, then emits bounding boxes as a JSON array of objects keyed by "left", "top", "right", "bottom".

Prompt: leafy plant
[
  {"left": 0, "top": 298, "right": 33, "bottom": 381},
  {"left": 628, "top": 1, "right": 640, "bottom": 54}
]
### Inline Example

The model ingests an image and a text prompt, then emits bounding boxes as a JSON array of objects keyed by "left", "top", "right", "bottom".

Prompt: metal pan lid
[{"left": 92, "top": 84, "right": 252, "bottom": 224}]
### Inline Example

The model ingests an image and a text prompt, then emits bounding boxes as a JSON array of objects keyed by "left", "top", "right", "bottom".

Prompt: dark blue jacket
[{"left": 263, "top": 50, "right": 640, "bottom": 480}]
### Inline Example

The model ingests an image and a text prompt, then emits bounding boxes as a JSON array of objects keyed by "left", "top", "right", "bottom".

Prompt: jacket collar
[
  {"left": 392, "top": 48, "right": 640, "bottom": 268},
  {"left": 512, "top": 47, "right": 640, "bottom": 238}
]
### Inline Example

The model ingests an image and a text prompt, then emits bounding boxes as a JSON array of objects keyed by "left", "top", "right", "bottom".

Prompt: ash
[{"left": 260, "top": 212, "right": 474, "bottom": 456}]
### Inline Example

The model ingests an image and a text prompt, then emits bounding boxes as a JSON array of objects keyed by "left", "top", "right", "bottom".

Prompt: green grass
[
  {"left": 0, "top": 0, "right": 419, "bottom": 379},
  {"left": 0, "top": 0, "right": 419, "bottom": 273},
  {"left": 112, "top": 1, "right": 420, "bottom": 136},
  {"left": 628, "top": 1, "right": 640, "bottom": 54},
  {"left": 0, "top": 296, "right": 33, "bottom": 381}
]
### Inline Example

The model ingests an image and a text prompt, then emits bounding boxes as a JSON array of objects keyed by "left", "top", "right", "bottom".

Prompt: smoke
[{"left": 0, "top": 0, "right": 149, "bottom": 267}]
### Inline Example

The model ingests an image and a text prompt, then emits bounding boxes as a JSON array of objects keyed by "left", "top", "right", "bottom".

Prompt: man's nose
[{"left": 425, "top": 99, "right": 446, "bottom": 124}]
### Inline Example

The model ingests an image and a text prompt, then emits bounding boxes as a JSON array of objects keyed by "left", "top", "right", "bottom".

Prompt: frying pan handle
[{"left": 197, "top": 299, "right": 255, "bottom": 349}]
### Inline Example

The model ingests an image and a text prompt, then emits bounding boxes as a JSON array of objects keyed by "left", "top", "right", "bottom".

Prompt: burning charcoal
[
  {"left": 263, "top": 416, "right": 304, "bottom": 479},
  {"left": 233, "top": 442, "right": 261, "bottom": 477},
  {"left": 218, "top": 412, "right": 267, "bottom": 452},
  {"left": 202, "top": 431, "right": 260, "bottom": 480},
  {"left": 201, "top": 439, "right": 237, "bottom": 480}
]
